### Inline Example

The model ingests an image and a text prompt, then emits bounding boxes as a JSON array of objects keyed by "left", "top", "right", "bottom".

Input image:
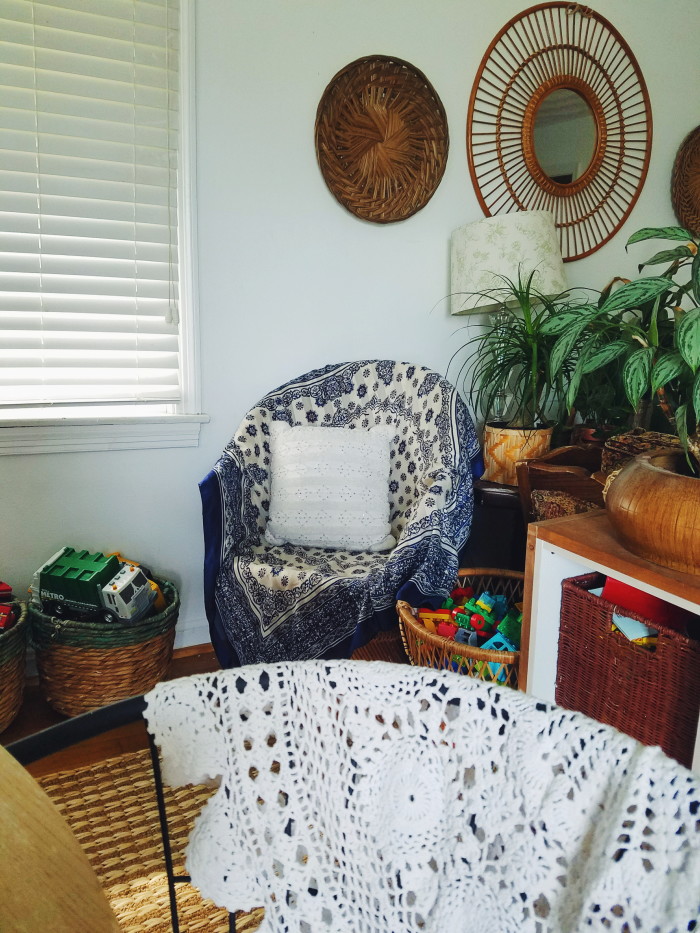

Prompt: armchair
[{"left": 200, "top": 360, "right": 481, "bottom": 667}]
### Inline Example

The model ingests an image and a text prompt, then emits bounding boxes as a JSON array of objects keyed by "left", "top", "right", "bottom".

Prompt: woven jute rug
[{"left": 38, "top": 749, "right": 264, "bottom": 932}]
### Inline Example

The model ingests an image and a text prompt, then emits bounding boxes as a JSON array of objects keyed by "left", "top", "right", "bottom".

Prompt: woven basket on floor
[
  {"left": 397, "top": 568, "right": 524, "bottom": 688},
  {"left": 556, "top": 573, "right": 700, "bottom": 768},
  {"left": 30, "top": 579, "right": 179, "bottom": 717},
  {"left": 0, "top": 602, "right": 28, "bottom": 733}
]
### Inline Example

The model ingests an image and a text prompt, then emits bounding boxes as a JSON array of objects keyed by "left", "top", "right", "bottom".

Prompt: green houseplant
[
  {"left": 455, "top": 269, "right": 587, "bottom": 427},
  {"left": 452, "top": 269, "right": 588, "bottom": 482},
  {"left": 548, "top": 225, "right": 700, "bottom": 474},
  {"left": 544, "top": 224, "right": 700, "bottom": 574}
]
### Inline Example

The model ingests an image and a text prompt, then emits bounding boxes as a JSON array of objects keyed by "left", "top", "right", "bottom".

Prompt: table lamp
[
  {"left": 449, "top": 210, "right": 568, "bottom": 423},
  {"left": 450, "top": 210, "right": 567, "bottom": 316}
]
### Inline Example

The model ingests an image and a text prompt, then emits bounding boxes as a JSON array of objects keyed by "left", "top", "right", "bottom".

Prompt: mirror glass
[{"left": 533, "top": 89, "right": 597, "bottom": 184}]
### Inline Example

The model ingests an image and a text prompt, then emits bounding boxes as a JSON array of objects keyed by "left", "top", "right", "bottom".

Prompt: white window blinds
[{"left": 0, "top": 0, "right": 181, "bottom": 410}]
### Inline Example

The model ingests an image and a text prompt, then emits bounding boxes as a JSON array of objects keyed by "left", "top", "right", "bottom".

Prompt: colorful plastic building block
[
  {"left": 417, "top": 609, "right": 452, "bottom": 633},
  {"left": 475, "top": 591, "right": 496, "bottom": 614},
  {"left": 492, "top": 594, "right": 509, "bottom": 619},
  {"left": 469, "top": 613, "right": 497, "bottom": 634},
  {"left": 497, "top": 608, "right": 523, "bottom": 648},
  {"left": 449, "top": 586, "right": 474, "bottom": 606},
  {"left": 0, "top": 605, "right": 16, "bottom": 631},
  {"left": 436, "top": 620, "right": 458, "bottom": 639},
  {"left": 481, "top": 632, "right": 518, "bottom": 682},
  {"left": 452, "top": 610, "right": 473, "bottom": 630}
]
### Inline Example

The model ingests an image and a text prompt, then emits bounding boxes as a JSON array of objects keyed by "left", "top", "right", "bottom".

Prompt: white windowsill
[{"left": 0, "top": 413, "right": 210, "bottom": 455}]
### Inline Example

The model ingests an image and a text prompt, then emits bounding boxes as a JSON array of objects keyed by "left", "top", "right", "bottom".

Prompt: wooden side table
[{"left": 520, "top": 509, "right": 700, "bottom": 773}]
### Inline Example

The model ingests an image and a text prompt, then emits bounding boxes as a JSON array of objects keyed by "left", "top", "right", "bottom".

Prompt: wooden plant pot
[
  {"left": 605, "top": 449, "right": 700, "bottom": 575},
  {"left": 482, "top": 423, "right": 553, "bottom": 486}
]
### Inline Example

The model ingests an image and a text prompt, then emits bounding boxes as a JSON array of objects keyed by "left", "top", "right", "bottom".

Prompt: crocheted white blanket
[{"left": 144, "top": 661, "right": 700, "bottom": 932}]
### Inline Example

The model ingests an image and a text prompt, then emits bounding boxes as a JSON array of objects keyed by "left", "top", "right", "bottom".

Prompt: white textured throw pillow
[{"left": 264, "top": 424, "right": 395, "bottom": 551}]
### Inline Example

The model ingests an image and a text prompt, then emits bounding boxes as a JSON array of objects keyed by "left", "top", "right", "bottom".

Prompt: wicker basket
[
  {"left": 30, "top": 578, "right": 179, "bottom": 717},
  {"left": 315, "top": 55, "right": 449, "bottom": 224},
  {"left": 0, "top": 602, "right": 29, "bottom": 733},
  {"left": 601, "top": 429, "right": 681, "bottom": 474},
  {"left": 556, "top": 573, "right": 700, "bottom": 768},
  {"left": 397, "top": 568, "right": 524, "bottom": 688},
  {"left": 672, "top": 123, "right": 700, "bottom": 236}
]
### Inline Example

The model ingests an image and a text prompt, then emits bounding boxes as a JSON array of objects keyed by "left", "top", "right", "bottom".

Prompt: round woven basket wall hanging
[
  {"left": 672, "top": 125, "right": 700, "bottom": 236},
  {"left": 315, "top": 55, "right": 448, "bottom": 223}
]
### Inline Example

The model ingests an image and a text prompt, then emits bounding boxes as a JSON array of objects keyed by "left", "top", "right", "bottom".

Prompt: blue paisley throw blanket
[{"left": 200, "top": 360, "right": 480, "bottom": 666}]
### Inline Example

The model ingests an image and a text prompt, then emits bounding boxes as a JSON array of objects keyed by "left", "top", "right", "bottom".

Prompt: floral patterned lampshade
[{"left": 450, "top": 210, "right": 568, "bottom": 315}]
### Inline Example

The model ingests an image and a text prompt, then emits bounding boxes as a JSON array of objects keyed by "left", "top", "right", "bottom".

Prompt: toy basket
[
  {"left": 397, "top": 568, "right": 524, "bottom": 688},
  {"left": 0, "top": 602, "right": 29, "bottom": 733},
  {"left": 556, "top": 573, "right": 700, "bottom": 768},
  {"left": 30, "top": 578, "right": 179, "bottom": 717}
]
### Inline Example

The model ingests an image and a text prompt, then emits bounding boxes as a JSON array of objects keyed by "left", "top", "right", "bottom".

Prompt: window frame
[{"left": 0, "top": 0, "right": 206, "bottom": 455}]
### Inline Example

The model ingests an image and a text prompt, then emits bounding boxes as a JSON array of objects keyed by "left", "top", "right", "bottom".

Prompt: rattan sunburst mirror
[
  {"left": 315, "top": 55, "right": 449, "bottom": 224},
  {"left": 467, "top": 3, "right": 652, "bottom": 261}
]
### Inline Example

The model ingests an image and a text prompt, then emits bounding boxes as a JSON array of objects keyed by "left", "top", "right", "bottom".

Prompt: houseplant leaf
[
  {"left": 598, "top": 278, "right": 670, "bottom": 315},
  {"left": 549, "top": 319, "right": 591, "bottom": 380},
  {"left": 622, "top": 346, "right": 655, "bottom": 409},
  {"left": 626, "top": 226, "right": 694, "bottom": 246},
  {"left": 651, "top": 351, "right": 686, "bottom": 392},
  {"left": 580, "top": 340, "right": 628, "bottom": 375},
  {"left": 693, "top": 370, "right": 700, "bottom": 421},
  {"left": 565, "top": 360, "right": 584, "bottom": 413},
  {"left": 540, "top": 310, "right": 587, "bottom": 337},
  {"left": 637, "top": 245, "right": 693, "bottom": 271},
  {"left": 692, "top": 249, "right": 700, "bottom": 306},
  {"left": 676, "top": 402, "right": 689, "bottom": 450},
  {"left": 677, "top": 307, "right": 700, "bottom": 370}
]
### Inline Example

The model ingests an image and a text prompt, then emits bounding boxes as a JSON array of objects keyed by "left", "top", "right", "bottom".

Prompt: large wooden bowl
[{"left": 605, "top": 449, "right": 700, "bottom": 575}]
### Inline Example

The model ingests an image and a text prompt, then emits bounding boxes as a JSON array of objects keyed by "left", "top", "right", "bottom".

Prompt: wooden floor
[{"left": 2, "top": 644, "right": 220, "bottom": 777}]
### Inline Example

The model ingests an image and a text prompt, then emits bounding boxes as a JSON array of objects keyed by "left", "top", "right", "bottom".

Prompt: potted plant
[
  {"left": 548, "top": 225, "right": 700, "bottom": 573},
  {"left": 452, "top": 269, "right": 587, "bottom": 484},
  {"left": 549, "top": 225, "right": 700, "bottom": 472}
]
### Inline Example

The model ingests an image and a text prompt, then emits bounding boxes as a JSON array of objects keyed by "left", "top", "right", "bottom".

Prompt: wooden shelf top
[{"left": 529, "top": 510, "right": 700, "bottom": 606}]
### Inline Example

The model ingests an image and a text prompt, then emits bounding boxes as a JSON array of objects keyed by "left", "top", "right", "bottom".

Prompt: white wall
[{"left": 2, "top": 0, "right": 698, "bottom": 649}]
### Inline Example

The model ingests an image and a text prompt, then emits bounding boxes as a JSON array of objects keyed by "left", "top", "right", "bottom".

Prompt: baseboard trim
[{"left": 172, "top": 642, "right": 214, "bottom": 659}]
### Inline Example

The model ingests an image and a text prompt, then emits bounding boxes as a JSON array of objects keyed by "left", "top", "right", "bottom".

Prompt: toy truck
[{"left": 30, "top": 547, "right": 156, "bottom": 624}]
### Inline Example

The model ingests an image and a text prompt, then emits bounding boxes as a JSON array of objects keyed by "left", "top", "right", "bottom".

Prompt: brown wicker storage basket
[
  {"left": 556, "top": 573, "right": 700, "bottom": 768},
  {"left": 0, "top": 602, "right": 28, "bottom": 733},
  {"left": 397, "top": 568, "right": 524, "bottom": 688},
  {"left": 30, "top": 578, "right": 179, "bottom": 717}
]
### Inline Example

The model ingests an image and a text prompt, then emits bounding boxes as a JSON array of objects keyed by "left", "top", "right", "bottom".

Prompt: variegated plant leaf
[
  {"left": 676, "top": 402, "right": 689, "bottom": 451},
  {"left": 693, "top": 371, "right": 700, "bottom": 421},
  {"left": 626, "top": 226, "right": 694, "bottom": 247},
  {"left": 622, "top": 346, "right": 655, "bottom": 409},
  {"left": 580, "top": 340, "right": 628, "bottom": 375},
  {"left": 539, "top": 310, "right": 585, "bottom": 337},
  {"left": 692, "top": 249, "right": 700, "bottom": 306},
  {"left": 598, "top": 278, "right": 670, "bottom": 315},
  {"left": 651, "top": 351, "right": 686, "bottom": 392},
  {"left": 637, "top": 245, "right": 693, "bottom": 271},
  {"left": 549, "top": 319, "right": 590, "bottom": 379},
  {"left": 677, "top": 308, "right": 700, "bottom": 371},
  {"left": 565, "top": 359, "right": 584, "bottom": 413}
]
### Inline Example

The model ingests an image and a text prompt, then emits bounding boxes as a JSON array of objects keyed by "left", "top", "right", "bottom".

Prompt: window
[{"left": 0, "top": 0, "right": 204, "bottom": 453}]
